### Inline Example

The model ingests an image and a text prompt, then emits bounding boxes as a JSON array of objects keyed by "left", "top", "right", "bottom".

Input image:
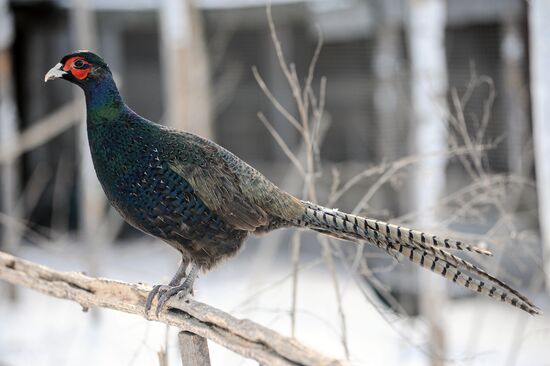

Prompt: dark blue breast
[{"left": 89, "top": 122, "right": 237, "bottom": 250}]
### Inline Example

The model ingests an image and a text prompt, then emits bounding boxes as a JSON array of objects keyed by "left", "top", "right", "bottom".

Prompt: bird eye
[{"left": 74, "top": 59, "right": 85, "bottom": 68}]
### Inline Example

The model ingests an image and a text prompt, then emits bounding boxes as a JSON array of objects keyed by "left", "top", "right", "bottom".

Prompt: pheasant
[{"left": 45, "top": 51, "right": 541, "bottom": 316}]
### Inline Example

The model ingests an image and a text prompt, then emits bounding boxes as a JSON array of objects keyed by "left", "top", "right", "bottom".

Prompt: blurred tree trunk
[
  {"left": 528, "top": 0, "right": 550, "bottom": 294},
  {"left": 407, "top": 0, "right": 448, "bottom": 365},
  {"left": 373, "top": 0, "right": 401, "bottom": 162},
  {"left": 501, "top": 16, "right": 528, "bottom": 177},
  {"left": 159, "top": 0, "right": 213, "bottom": 138},
  {"left": 71, "top": 0, "right": 105, "bottom": 281},
  {"left": 0, "top": 0, "right": 19, "bottom": 300},
  {"left": 373, "top": 0, "right": 403, "bottom": 215}
]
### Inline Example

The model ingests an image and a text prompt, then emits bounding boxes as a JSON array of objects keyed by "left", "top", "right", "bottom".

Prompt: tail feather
[
  {"left": 417, "top": 241, "right": 535, "bottom": 307},
  {"left": 367, "top": 218, "right": 492, "bottom": 256},
  {"left": 388, "top": 241, "right": 540, "bottom": 315},
  {"left": 303, "top": 202, "right": 491, "bottom": 256},
  {"left": 298, "top": 201, "right": 541, "bottom": 315}
]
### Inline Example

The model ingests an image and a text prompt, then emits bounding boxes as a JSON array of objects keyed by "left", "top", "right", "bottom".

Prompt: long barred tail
[{"left": 297, "top": 201, "right": 541, "bottom": 315}]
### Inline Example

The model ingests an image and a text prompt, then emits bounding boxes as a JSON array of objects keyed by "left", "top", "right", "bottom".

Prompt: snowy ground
[{"left": 1, "top": 239, "right": 548, "bottom": 366}]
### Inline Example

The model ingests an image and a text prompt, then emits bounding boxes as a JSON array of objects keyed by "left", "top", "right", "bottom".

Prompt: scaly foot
[
  {"left": 154, "top": 282, "right": 193, "bottom": 316},
  {"left": 145, "top": 284, "right": 172, "bottom": 315},
  {"left": 146, "top": 263, "right": 199, "bottom": 317},
  {"left": 144, "top": 259, "right": 190, "bottom": 316}
]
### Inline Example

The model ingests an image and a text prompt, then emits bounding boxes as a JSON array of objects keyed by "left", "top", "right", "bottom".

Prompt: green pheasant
[{"left": 45, "top": 51, "right": 541, "bottom": 316}]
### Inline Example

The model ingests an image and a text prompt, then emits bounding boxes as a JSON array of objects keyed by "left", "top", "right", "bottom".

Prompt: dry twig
[{"left": 255, "top": 4, "right": 349, "bottom": 358}]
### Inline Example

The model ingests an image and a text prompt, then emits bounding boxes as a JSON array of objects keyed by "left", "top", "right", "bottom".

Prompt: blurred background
[{"left": 0, "top": 0, "right": 549, "bottom": 365}]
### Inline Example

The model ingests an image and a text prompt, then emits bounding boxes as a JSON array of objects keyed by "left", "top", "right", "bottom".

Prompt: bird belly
[{"left": 100, "top": 161, "right": 248, "bottom": 269}]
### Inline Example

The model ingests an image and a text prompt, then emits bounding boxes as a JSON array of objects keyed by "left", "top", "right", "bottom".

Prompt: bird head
[{"left": 44, "top": 51, "right": 112, "bottom": 87}]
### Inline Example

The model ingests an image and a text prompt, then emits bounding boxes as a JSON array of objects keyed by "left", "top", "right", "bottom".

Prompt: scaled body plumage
[{"left": 45, "top": 51, "right": 541, "bottom": 316}]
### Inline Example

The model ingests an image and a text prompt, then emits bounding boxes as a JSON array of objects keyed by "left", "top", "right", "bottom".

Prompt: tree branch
[
  {"left": 0, "top": 99, "right": 83, "bottom": 163},
  {"left": 0, "top": 251, "right": 344, "bottom": 366}
]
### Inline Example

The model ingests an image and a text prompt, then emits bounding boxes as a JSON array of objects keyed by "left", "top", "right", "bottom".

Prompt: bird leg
[
  {"left": 145, "top": 259, "right": 189, "bottom": 316},
  {"left": 155, "top": 263, "right": 199, "bottom": 317}
]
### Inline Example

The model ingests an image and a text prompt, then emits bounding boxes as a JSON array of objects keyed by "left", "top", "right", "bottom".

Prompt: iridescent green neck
[{"left": 84, "top": 75, "right": 125, "bottom": 123}]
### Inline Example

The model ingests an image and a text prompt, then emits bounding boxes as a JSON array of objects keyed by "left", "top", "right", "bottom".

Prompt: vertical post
[
  {"left": 501, "top": 16, "right": 528, "bottom": 176},
  {"left": 407, "top": 0, "right": 448, "bottom": 364},
  {"left": 372, "top": 0, "right": 402, "bottom": 214},
  {"left": 188, "top": 1, "right": 212, "bottom": 138},
  {"left": 70, "top": 0, "right": 105, "bottom": 279},
  {"left": 178, "top": 331, "right": 211, "bottom": 366},
  {"left": 159, "top": 0, "right": 189, "bottom": 130},
  {"left": 159, "top": 0, "right": 213, "bottom": 138},
  {"left": 99, "top": 17, "right": 123, "bottom": 85},
  {"left": 0, "top": 0, "right": 19, "bottom": 299},
  {"left": 528, "top": 0, "right": 550, "bottom": 294},
  {"left": 373, "top": 0, "right": 402, "bottom": 163}
]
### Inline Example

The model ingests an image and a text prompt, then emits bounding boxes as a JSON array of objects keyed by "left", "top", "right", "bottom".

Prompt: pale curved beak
[{"left": 44, "top": 63, "right": 67, "bottom": 82}]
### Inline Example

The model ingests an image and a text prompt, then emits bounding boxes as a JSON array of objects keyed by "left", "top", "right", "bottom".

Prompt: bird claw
[
  {"left": 145, "top": 263, "right": 198, "bottom": 318},
  {"left": 144, "top": 284, "right": 170, "bottom": 316},
  {"left": 154, "top": 283, "right": 192, "bottom": 317}
]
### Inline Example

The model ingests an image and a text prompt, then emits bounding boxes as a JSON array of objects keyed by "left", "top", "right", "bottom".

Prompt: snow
[{"left": 1, "top": 240, "right": 548, "bottom": 366}]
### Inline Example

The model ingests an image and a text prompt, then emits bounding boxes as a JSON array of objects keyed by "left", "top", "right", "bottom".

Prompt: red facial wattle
[{"left": 63, "top": 56, "right": 91, "bottom": 80}]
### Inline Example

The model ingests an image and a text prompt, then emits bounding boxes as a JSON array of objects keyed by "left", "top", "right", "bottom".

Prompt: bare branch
[
  {"left": 303, "top": 27, "right": 323, "bottom": 109},
  {"left": 265, "top": 3, "right": 299, "bottom": 99},
  {"left": 0, "top": 251, "right": 344, "bottom": 366},
  {"left": 0, "top": 99, "right": 82, "bottom": 163},
  {"left": 319, "top": 236, "right": 349, "bottom": 359},
  {"left": 257, "top": 112, "right": 306, "bottom": 176},
  {"left": 252, "top": 66, "right": 303, "bottom": 133},
  {"left": 260, "top": 3, "right": 345, "bottom": 355}
]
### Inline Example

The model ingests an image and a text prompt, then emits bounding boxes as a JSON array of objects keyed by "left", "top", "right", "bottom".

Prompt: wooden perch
[
  {"left": 0, "top": 251, "right": 344, "bottom": 366},
  {"left": 179, "top": 331, "right": 212, "bottom": 366}
]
